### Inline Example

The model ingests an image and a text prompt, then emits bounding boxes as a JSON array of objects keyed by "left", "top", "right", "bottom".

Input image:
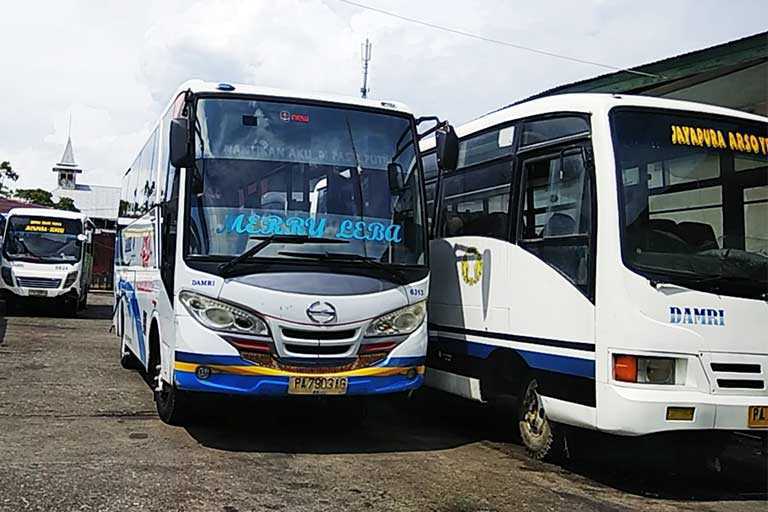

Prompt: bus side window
[
  {"left": 437, "top": 159, "right": 512, "bottom": 240},
  {"left": 518, "top": 148, "right": 594, "bottom": 297}
]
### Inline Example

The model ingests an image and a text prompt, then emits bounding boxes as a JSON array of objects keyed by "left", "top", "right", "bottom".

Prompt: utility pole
[{"left": 360, "top": 38, "right": 372, "bottom": 98}]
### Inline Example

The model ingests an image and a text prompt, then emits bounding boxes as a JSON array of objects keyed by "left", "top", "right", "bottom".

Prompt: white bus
[
  {"left": 1, "top": 207, "right": 93, "bottom": 315},
  {"left": 115, "top": 80, "right": 451, "bottom": 425},
  {"left": 421, "top": 94, "right": 767, "bottom": 459}
]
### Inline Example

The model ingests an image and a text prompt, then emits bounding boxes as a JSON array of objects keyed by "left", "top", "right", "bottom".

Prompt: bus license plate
[
  {"left": 28, "top": 290, "right": 48, "bottom": 297},
  {"left": 748, "top": 406, "right": 768, "bottom": 428},
  {"left": 288, "top": 376, "right": 348, "bottom": 395}
]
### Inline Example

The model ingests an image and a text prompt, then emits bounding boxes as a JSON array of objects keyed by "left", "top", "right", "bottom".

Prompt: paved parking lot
[{"left": 0, "top": 292, "right": 765, "bottom": 512}]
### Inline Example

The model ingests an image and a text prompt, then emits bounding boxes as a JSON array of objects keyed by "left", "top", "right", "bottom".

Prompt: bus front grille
[
  {"left": 16, "top": 277, "right": 62, "bottom": 289},
  {"left": 284, "top": 343, "right": 353, "bottom": 356},
  {"left": 281, "top": 328, "right": 357, "bottom": 341},
  {"left": 705, "top": 353, "right": 768, "bottom": 395}
]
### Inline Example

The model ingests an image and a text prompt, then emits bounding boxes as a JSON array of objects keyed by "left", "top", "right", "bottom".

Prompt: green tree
[
  {"left": 13, "top": 188, "right": 79, "bottom": 212},
  {"left": 56, "top": 197, "right": 79, "bottom": 212},
  {"left": 0, "top": 161, "right": 19, "bottom": 197}
]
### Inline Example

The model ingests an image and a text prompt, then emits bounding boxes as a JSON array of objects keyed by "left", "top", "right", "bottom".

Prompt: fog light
[
  {"left": 405, "top": 368, "right": 417, "bottom": 380},
  {"left": 195, "top": 366, "right": 212, "bottom": 380},
  {"left": 666, "top": 406, "right": 695, "bottom": 421}
]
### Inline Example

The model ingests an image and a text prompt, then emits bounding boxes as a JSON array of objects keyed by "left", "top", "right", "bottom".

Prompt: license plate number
[
  {"left": 748, "top": 406, "right": 768, "bottom": 428},
  {"left": 28, "top": 290, "right": 48, "bottom": 297},
  {"left": 288, "top": 376, "right": 348, "bottom": 395}
]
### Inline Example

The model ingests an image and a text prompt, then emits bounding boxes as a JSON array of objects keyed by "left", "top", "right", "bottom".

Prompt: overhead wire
[{"left": 335, "top": 0, "right": 660, "bottom": 79}]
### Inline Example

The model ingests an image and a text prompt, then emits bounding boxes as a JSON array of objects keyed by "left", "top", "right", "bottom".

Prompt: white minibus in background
[
  {"left": 1, "top": 207, "right": 93, "bottom": 315},
  {"left": 421, "top": 94, "right": 767, "bottom": 459},
  {"left": 115, "top": 80, "right": 453, "bottom": 425}
]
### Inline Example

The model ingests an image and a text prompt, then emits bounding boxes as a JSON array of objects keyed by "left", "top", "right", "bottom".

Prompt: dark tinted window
[
  {"left": 422, "top": 151, "right": 438, "bottom": 180},
  {"left": 519, "top": 150, "right": 593, "bottom": 295},
  {"left": 521, "top": 116, "right": 589, "bottom": 146},
  {"left": 457, "top": 126, "right": 515, "bottom": 168},
  {"left": 438, "top": 159, "right": 511, "bottom": 240},
  {"left": 612, "top": 109, "right": 768, "bottom": 299}
]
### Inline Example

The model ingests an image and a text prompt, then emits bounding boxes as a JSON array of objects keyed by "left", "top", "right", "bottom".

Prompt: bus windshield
[
  {"left": 611, "top": 108, "right": 768, "bottom": 299},
  {"left": 3, "top": 215, "right": 83, "bottom": 263},
  {"left": 186, "top": 97, "right": 426, "bottom": 267}
]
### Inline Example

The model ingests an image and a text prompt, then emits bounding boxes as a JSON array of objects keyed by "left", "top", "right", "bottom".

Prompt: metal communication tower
[{"left": 360, "top": 38, "right": 372, "bottom": 98}]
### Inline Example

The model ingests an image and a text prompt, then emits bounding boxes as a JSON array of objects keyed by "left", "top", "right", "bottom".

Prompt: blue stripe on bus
[
  {"left": 429, "top": 336, "right": 595, "bottom": 379},
  {"left": 516, "top": 349, "right": 595, "bottom": 379}
]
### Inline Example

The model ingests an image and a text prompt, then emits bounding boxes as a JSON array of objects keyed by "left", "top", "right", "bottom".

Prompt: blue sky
[{"left": 1, "top": 0, "right": 765, "bottom": 190}]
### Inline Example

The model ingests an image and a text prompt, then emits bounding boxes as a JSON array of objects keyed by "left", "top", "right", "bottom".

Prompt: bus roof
[
  {"left": 172, "top": 79, "right": 414, "bottom": 116},
  {"left": 421, "top": 93, "right": 768, "bottom": 150},
  {"left": 6, "top": 208, "right": 88, "bottom": 221}
]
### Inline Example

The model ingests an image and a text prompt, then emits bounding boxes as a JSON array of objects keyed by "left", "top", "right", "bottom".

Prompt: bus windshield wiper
[
  {"left": 218, "top": 235, "right": 348, "bottom": 276},
  {"left": 15, "top": 236, "right": 43, "bottom": 260},
  {"left": 278, "top": 251, "right": 407, "bottom": 285}
]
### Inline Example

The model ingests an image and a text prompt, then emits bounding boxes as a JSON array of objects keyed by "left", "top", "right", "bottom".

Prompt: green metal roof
[{"left": 524, "top": 31, "right": 768, "bottom": 100}]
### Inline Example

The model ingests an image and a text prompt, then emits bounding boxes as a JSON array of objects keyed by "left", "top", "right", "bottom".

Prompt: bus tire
[
  {"left": 78, "top": 290, "right": 88, "bottom": 310},
  {"left": 517, "top": 376, "right": 562, "bottom": 461},
  {"left": 65, "top": 297, "right": 79, "bottom": 317},
  {"left": 155, "top": 383, "right": 190, "bottom": 426}
]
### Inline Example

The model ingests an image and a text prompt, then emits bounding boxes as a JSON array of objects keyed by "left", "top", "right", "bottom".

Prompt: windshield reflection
[
  {"left": 187, "top": 98, "right": 426, "bottom": 267},
  {"left": 612, "top": 109, "right": 768, "bottom": 299},
  {"left": 3, "top": 216, "right": 82, "bottom": 263}
]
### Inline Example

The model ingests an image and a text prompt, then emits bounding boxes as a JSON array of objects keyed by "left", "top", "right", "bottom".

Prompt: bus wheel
[
  {"left": 78, "top": 290, "right": 88, "bottom": 310},
  {"left": 155, "top": 382, "right": 190, "bottom": 426},
  {"left": 518, "top": 377, "right": 561, "bottom": 460},
  {"left": 65, "top": 298, "right": 79, "bottom": 317}
]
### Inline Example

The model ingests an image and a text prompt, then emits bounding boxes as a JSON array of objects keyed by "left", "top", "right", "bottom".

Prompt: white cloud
[{"left": 0, "top": 0, "right": 765, "bottom": 192}]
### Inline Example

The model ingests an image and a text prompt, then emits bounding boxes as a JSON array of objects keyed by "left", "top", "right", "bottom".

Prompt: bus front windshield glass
[
  {"left": 612, "top": 109, "right": 768, "bottom": 299},
  {"left": 187, "top": 98, "right": 426, "bottom": 267},
  {"left": 2, "top": 216, "right": 83, "bottom": 263}
]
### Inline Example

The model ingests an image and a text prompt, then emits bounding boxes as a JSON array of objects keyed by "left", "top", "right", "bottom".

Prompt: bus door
[
  {"left": 511, "top": 144, "right": 596, "bottom": 348},
  {"left": 117, "top": 224, "right": 144, "bottom": 364},
  {"left": 431, "top": 171, "right": 514, "bottom": 330}
]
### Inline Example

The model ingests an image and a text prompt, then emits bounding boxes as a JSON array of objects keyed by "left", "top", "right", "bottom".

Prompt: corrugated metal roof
[{"left": 0, "top": 197, "right": 45, "bottom": 214}]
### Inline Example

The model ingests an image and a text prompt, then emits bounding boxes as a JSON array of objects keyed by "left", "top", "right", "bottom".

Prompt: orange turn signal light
[{"left": 614, "top": 354, "right": 638, "bottom": 382}]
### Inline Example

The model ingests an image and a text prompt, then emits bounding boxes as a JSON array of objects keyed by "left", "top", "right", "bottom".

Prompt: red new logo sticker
[{"left": 279, "top": 111, "right": 310, "bottom": 123}]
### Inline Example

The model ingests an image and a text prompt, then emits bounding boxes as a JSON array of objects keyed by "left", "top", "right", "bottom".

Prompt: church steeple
[{"left": 52, "top": 117, "right": 82, "bottom": 190}]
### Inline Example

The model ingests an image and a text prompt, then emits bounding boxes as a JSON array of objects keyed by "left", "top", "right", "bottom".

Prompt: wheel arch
[{"left": 480, "top": 347, "right": 531, "bottom": 401}]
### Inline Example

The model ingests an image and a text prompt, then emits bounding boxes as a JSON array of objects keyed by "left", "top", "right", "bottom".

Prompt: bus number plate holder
[
  {"left": 748, "top": 406, "right": 768, "bottom": 428},
  {"left": 288, "top": 376, "right": 348, "bottom": 395}
]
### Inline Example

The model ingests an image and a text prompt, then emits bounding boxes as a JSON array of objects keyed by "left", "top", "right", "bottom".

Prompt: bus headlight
[
  {"left": 614, "top": 354, "right": 677, "bottom": 385},
  {"left": 365, "top": 301, "right": 426, "bottom": 337},
  {"left": 179, "top": 290, "right": 269, "bottom": 336},
  {"left": 1, "top": 267, "right": 13, "bottom": 287},
  {"left": 63, "top": 271, "right": 78, "bottom": 288}
]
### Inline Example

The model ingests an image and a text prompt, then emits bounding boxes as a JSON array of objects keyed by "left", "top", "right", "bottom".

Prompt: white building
[{"left": 51, "top": 136, "right": 120, "bottom": 227}]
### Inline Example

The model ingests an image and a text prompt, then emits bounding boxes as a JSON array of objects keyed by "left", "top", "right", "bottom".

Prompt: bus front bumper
[
  {"left": 173, "top": 353, "right": 425, "bottom": 396},
  {"left": 597, "top": 381, "right": 768, "bottom": 435}
]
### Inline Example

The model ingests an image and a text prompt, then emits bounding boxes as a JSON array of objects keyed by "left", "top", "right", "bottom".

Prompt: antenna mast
[{"left": 360, "top": 38, "right": 372, "bottom": 98}]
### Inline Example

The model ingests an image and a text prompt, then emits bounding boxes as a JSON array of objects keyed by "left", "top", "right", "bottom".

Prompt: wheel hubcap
[{"left": 522, "top": 383, "right": 546, "bottom": 437}]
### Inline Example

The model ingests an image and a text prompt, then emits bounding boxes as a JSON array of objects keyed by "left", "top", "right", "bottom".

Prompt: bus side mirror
[
  {"left": 387, "top": 163, "right": 404, "bottom": 192},
  {"left": 170, "top": 118, "right": 192, "bottom": 169},
  {"left": 436, "top": 124, "right": 459, "bottom": 172}
]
